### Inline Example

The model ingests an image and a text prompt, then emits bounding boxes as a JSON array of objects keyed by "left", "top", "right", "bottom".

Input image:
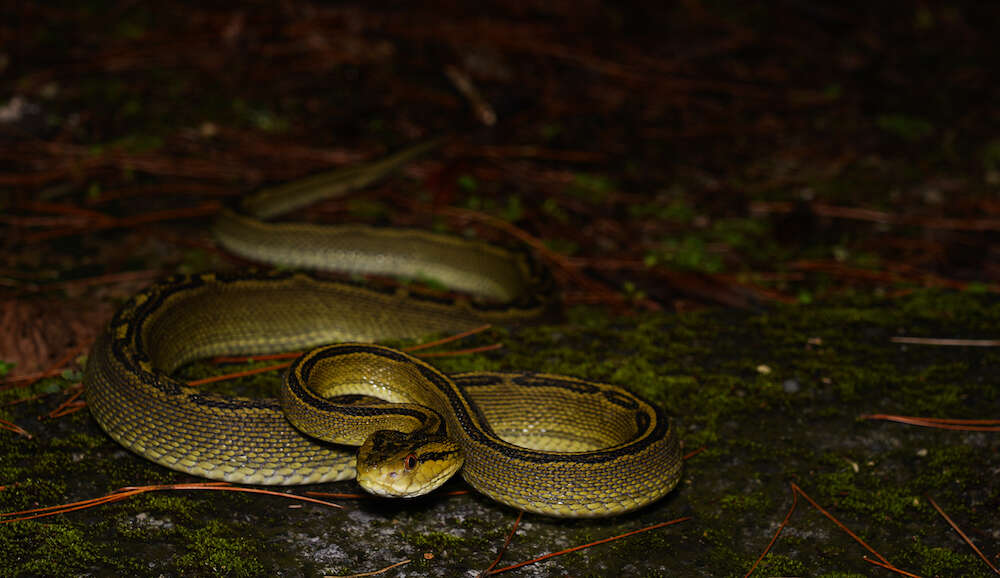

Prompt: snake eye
[{"left": 402, "top": 453, "right": 419, "bottom": 471}]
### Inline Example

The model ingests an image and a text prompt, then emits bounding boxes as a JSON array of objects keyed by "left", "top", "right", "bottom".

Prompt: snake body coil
[{"left": 84, "top": 144, "right": 682, "bottom": 517}]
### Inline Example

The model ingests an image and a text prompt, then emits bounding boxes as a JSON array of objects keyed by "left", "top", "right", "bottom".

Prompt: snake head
[{"left": 356, "top": 430, "right": 464, "bottom": 498}]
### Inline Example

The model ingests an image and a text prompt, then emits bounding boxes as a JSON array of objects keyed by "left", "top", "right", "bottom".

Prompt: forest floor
[{"left": 1, "top": 2, "right": 998, "bottom": 576}]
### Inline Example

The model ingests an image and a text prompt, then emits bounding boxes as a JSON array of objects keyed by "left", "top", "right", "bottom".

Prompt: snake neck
[{"left": 281, "top": 343, "right": 461, "bottom": 446}]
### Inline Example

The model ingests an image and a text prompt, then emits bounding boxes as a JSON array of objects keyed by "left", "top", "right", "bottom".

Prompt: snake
[{"left": 83, "top": 142, "right": 683, "bottom": 517}]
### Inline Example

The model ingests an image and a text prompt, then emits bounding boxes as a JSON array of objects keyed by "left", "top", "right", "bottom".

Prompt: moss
[
  {"left": 913, "top": 445, "right": 979, "bottom": 493},
  {"left": 0, "top": 376, "right": 73, "bottom": 409},
  {"left": 176, "top": 358, "right": 285, "bottom": 399},
  {"left": 459, "top": 193, "right": 525, "bottom": 223},
  {"left": 231, "top": 99, "right": 288, "bottom": 133},
  {"left": 0, "top": 478, "right": 69, "bottom": 512},
  {"left": 567, "top": 173, "right": 616, "bottom": 204},
  {"left": 647, "top": 236, "right": 725, "bottom": 273},
  {"left": 699, "top": 527, "right": 747, "bottom": 574},
  {"left": 32, "top": 451, "right": 87, "bottom": 478},
  {"left": 757, "top": 553, "right": 808, "bottom": 575},
  {"left": 48, "top": 431, "right": 108, "bottom": 451},
  {"left": 837, "top": 485, "right": 920, "bottom": 521},
  {"left": 718, "top": 491, "right": 772, "bottom": 515},
  {"left": 402, "top": 529, "right": 475, "bottom": 553},
  {"left": 121, "top": 493, "right": 210, "bottom": 525},
  {"left": 174, "top": 520, "right": 264, "bottom": 577},
  {"left": 2, "top": 290, "right": 997, "bottom": 575},
  {"left": 876, "top": 114, "right": 935, "bottom": 142},
  {"left": 0, "top": 520, "right": 148, "bottom": 577},
  {"left": 346, "top": 198, "right": 390, "bottom": 219},
  {"left": 7, "top": 2, "right": 997, "bottom": 574},
  {"left": 809, "top": 458, "right": 922, "bottom": 521},
  {"left": 904, "top": 540, "right": 993, "bottom": 578},
  {"left": 0, "top": 523, "right": 99, "bottom": 577}
]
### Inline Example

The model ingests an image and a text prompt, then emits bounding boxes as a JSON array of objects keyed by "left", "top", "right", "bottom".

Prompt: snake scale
[{"left": 84, "top": 142, "right": 683, "bottom": 517}]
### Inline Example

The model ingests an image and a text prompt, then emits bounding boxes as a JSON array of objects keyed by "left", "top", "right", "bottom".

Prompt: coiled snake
[{"left": 84, "top": 142, "right": 682, "bottom": 517}]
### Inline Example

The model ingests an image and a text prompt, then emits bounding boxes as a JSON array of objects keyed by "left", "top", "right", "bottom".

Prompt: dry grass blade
[
  {"left": 1, "top": 489, "right": 143, "bottom": 522},
  {"left": 41, "top": 383, "right": 86, "bottom": 419},
  {"left": 23, "top": 201, "right": 222, "bottom": 243},
  {"left": 790, "top": 483, "right": 890, "bottom": 565},
  {"left": 187, "top": 361, "right": 293, "bottom": 386},
  {"left": 682, "top": 446, "right": 707, "bottom": 460},
  {"left": 480, "top": 510, "right": 524, "bottom": 577},
  {"left": 16, "top": 200, "right": 116, "bottom": 221},
  {"left": 191, "top": 345, "right": 498, "bottom": 385},
  {"left": 925, "top": 495, "right": 1000, "bottom": 575},
  {"left": 205, "top": 324, "right": 493, "bottom": 367},
  {"left": 0, "top": 298, "right": 108, "bottom": 383},
  {"left": 445, "top": 65, "right": 497, "bottom": 126},
  {"left": 744, "top": 487, "right": 798, "bottom": 577},
  {"left": 416, "top": 343, "right": 503, "bottom": 358},
  {"left": 862, "top": 556, "right": 925, "bottom": 577},
  {"left": 860, "top": 414, "right": 1000, "bottom": 432},
  {"left": 483, "top": 516, "right": 691, "bottom": 575},
  {"left": 403, "top": 200, "right": 645, "bottom": 308},
  {"left": 890, "top": 336, "right": 1000, "bottom": 347},
  {"left": 788, "top": 259, "right": 984, "bottom": 292},
  {"left": 2, "top": 391, "right": 50, "bottom": 407},
  {"left": 211, "top": 352, "right": 302, "bottom": 364},
  {"left": 0, "top": 418, "right": 32, "bottom": 439},
  {"left": 749, "top": 201, "right": 1000, "bottom": 233},
  {"left": 402, "top": 324, "right": 492, "bottom": 352},
  {"left": 22, "top": 269, "right": 164, "bottom": 296},
  {"left": 0, "top": 339, "right": 89, "bottom": 392},
  {"left": 324, "top": 558, "right": 411, "bottom": 578},
  {"left": 745, "top": 483, "right": 919, "bottom": 576},
  {"left": 124, "top": 483, "right": 346, "bottom": 509},
  {"left": 0, "top": 482, "right": 343, "bottom": 523}
]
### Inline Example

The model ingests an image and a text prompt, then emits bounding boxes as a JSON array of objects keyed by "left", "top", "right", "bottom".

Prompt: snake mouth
[
  {"left": 357, "top": 470, "right": 439, "bottom": 499},
  {"left": 356, "top": 449, "right": 465, "bottom": 499},
  {"left": 355, "top": 428, "right": 466, "bottom": 499}
]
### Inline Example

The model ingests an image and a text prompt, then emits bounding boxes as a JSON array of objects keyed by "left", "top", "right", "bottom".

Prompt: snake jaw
[{"left": 356, "top": 430, "right": 464, "bottom": 498}]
